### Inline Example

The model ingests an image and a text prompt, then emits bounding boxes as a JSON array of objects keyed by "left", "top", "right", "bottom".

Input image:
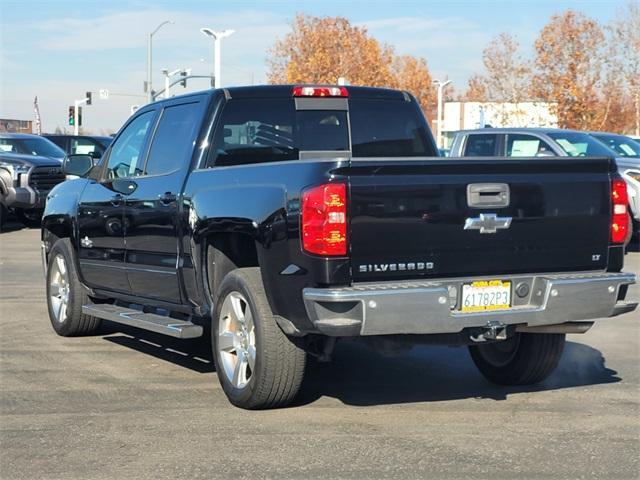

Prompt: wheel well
[
  {"left": 43, "top": 223, "right": 71, "bottom": 243},
  {"left": 205, "top": 233, "right": 259, "bottom": 298},
  {"left": 42, "top": 223, "right": 72, "bottom": 266},
  {"left": 0, "top": 179, "right": 8, "bottom": 202}
]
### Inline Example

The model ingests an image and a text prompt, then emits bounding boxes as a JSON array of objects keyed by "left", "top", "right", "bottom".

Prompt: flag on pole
[{"left": 33, "top": 96, "right": 42, "bottom": 135}]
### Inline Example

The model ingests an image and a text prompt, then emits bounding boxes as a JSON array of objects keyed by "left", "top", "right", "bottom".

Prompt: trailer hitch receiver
[{"left": 470, "top": 320, "right": 508, "bottom": 343}]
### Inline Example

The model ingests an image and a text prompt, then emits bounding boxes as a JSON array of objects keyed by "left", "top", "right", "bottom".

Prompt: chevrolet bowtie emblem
[{"left": 463, "top": 213, "right": 512, "bottom": 234}]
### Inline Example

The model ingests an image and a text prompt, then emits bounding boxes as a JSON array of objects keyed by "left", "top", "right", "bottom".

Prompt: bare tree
[
  {"left": 610, "top": 1, "right": 640, "bottom": 135},
  {"left": 461, "top": 33, "right": 532, "bottom": 126}
]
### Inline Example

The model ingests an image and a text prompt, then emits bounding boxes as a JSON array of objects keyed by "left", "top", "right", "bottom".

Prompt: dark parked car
[
  {"left": 589, "top": 132, "right": 640, "bottom": 158},
  {"left": 0, "top": 133, "right": 65, "bottom": 161},
  {"left": 42, "top": 86, "right": 637, "bottom": 409},
  {"left": 44, "top": 134, "right": 112, "bottom": 159}
]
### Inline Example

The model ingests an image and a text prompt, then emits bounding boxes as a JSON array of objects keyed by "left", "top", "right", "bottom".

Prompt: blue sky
[{"left": 0, "top": 0, "right": 627, "bottom": 132}]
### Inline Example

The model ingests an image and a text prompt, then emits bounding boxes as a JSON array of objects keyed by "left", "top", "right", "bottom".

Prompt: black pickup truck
[{"left": 42, "top": 85, "right": 637, "bottom": 409}]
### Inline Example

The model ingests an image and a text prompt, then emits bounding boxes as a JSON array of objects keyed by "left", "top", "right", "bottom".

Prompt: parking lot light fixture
[
  {"left": 147, "top": 20, "right": 174, "bottom": 103},
  {"left": 200, "top": 28, "right": 235, "bottom": 88},
  {"left": 433, "top": 79, "right": 452, "bottom": 149}
]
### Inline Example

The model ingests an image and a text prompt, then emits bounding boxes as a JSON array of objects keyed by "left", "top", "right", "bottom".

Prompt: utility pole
[
  {"left": 146, "top": 20, "right": 174, "bottom": 103},
  {"left": 200, "top": 28, "right": 235, "bottom": 88},
  {"left": 433, "top": 79, "right": 452, "bottom": 149}
]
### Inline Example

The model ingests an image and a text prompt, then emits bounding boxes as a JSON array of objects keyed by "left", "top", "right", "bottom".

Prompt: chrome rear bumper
[{"left": 302, "top": 271, "right": 637, "bottom": 336}]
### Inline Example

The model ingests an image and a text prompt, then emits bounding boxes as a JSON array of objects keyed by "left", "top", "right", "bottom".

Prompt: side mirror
[
  {"left": 111, "top": 178, "right": 138, "bottom": 195},
  {"left": 62, "top": 154, "right": 93, "bottom": 177}
]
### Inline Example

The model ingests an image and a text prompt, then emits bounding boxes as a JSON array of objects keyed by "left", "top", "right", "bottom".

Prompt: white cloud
[
  {"left": 1, "top": 8, "right": 291, "bottom": 132},
  {"left": 29, "top": 8, "right": 288, "bottom": 54}
]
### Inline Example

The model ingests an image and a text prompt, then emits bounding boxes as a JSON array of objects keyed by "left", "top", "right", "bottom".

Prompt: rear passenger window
[
  {"left": 463, "top": 134, "right": 497, "bottom": 156},
  {"left": 506, "top": 134, "right": 553, "bottom": 157},
  {"left": 209, "top": 99, "right": 298, "bottom": 167},
  {"left": 145, "top": 102, "right": 200, "bottom": 176}
]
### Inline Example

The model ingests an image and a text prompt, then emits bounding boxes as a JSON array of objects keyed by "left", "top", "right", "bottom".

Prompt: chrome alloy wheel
[
  {"left": 49, "top": 254, "right": 70, "bottom": 324},
  {"left": 217, "top": 291, "right": 257, "bottom": 389}
]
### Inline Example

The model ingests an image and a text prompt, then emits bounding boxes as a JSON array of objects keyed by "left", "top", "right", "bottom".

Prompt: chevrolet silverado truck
[
  {"left": 1, "top": 153, "right": 66, "bottom": 231},
  {"left": 42, "top": 85, "right": 637, "bottom": 409}
]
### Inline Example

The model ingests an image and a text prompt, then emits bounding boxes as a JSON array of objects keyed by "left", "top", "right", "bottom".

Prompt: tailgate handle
[{"left": 467, "top": 183, "right": 510, "bottom": 208}]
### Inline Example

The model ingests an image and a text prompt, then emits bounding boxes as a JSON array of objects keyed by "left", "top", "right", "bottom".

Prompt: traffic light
[
  {"left": 78, "top": 106, "right": 83, "bottom": 126},
  {"left": 68, "top": 106, "right": 75, "bottom": 126},
  {"left": 180, "top": 70, "right": 187, "bottom": 88},
  {"left": 86, "top": 91, "right": 92, "bottom": 105}
]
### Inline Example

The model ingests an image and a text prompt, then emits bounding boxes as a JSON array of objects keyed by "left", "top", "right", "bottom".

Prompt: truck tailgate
[{"left": 346, "top": 157, "right": 614, "bottom": 281}]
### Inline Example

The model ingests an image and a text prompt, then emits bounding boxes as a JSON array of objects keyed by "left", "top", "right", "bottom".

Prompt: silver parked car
[{"left": 449, "top": 128, "right": 639, "bottom": 239}]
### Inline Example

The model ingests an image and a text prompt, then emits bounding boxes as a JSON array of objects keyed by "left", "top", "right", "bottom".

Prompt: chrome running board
[{"left": 82, "top": 304, "right": 203, "bottom": 339}]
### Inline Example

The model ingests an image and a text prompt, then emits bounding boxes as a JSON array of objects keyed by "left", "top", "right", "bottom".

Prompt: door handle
[
  {"left": 158, "top": 192, "right": 177, "bottom": 205},
  {"left": 110, "top": 193, "right": 123, "bottom": 206},
  {"left": 467, "top": 183, "right": 510, "bottom": 208}
]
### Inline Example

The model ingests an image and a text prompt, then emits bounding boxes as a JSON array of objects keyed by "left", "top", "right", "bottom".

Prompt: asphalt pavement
[{"left": 1, "top": 224, "right": 639, "bottom": 479}]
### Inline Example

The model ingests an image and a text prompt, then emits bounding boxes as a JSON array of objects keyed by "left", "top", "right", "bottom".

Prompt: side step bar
[{"left": 82, "top": 304, "right": 203, "bottom": 339}]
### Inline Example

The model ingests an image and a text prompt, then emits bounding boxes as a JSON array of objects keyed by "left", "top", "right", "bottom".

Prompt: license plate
[{"left": 460, "top": 280, "right": 511, "bottom": 312}]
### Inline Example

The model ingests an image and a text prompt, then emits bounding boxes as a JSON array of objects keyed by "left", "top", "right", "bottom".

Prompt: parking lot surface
[{"left": 1, "top": 225, "right": 639, "bottom": 479}]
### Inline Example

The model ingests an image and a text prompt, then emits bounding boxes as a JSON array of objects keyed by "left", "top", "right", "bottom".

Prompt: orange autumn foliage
[
  {"left": 267, "top": 14, "right": 435, "bottom": 120},
  {"left": 531, "top": 10, "right": 604, "bottom": 130}
]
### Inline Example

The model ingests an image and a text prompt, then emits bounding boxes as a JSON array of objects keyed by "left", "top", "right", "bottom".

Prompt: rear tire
[
  {"left": 46, "top": 238, "right": 101, "bottom": 336},
  {"left": 468, "top": 333, "right": 565, "bottom": 385},
  {"left": 212, "top": 268, "right": 306, "bottom": 409}
]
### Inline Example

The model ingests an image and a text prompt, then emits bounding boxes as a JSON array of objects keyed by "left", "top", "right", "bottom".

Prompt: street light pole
[
  {"left": 433, "top": 79, "right": 452, "bottom": 149},
  {"left": 200, "top": 28, "right": 235, "bottom": 88},
  {"left": 146, "top": 20, "right": 173, "bottom": 103}
]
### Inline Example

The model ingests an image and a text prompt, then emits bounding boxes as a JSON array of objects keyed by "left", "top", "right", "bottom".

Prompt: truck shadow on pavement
[
  {"left": 100, "top": 322, "right": 620, "bottom": 407},
  {"left": 295, "top": 339, "right": 620, "bottom": 406},
  {"left": 101, "top": 321, "right": 215, "bottom": 374}
]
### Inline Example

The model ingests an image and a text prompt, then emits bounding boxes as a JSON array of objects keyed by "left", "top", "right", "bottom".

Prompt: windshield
[
  {"left": 547, "top": 132, "right": 616, "bottom": 157},
  {"left": 592, "top": 134, "right": 640, "bottom": 157},
  {"left": 0, "top": 136, "right": 65, "bottom": 158}
]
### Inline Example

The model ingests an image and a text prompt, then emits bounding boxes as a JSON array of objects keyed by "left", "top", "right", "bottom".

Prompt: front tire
[
  {"left": 468, "top": 333, "right": 565, "bottom": 385},
  {"left": 0, "top": 202, "right": 6, "bottom": 232},
  {"left": 212, "top": 268, "right": 306, "bottom": 409},
  {"left": 46, "top": 238, "right": 101, "bottom": 336}
]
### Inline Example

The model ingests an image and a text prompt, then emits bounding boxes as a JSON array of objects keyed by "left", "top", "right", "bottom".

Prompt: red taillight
[
  {"left": 611, "top": 178, "right": 629, "bottom": 244},
  {"left": 292, "top": 85, "right": 348, "bottom": 98},
  {"left": 301, "top": 183, "right": 347, "bottom": 256}
]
